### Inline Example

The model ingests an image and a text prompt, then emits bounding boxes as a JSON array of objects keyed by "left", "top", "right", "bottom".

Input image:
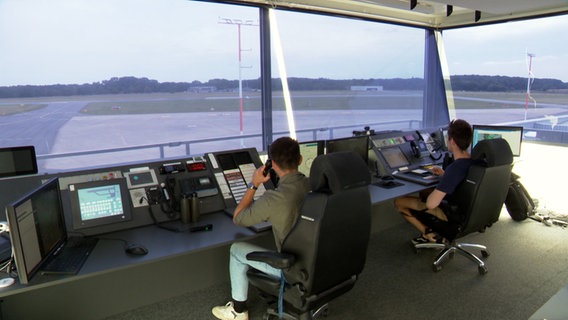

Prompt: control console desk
[
  {"left": 368, "top": 128, "right": 446, "bottom": 187},
  {"left": 0, "top": 212, "right": 271, "bottom": 320},
  {"left": 0, "top": 140, "right": 439, "bottom": 319}
]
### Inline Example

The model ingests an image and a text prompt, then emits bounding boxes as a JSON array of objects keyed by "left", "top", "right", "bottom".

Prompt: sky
[{"left": 0, "top": 0, "right": 567, "bottom": 86}]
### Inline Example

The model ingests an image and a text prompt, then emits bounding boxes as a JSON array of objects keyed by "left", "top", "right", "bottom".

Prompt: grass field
[
  {"left": 0, "top": 103, "right": 46, "bottom": 115},
  {"left": 81, "top": 90, "right": 568, "bottom": 115}
]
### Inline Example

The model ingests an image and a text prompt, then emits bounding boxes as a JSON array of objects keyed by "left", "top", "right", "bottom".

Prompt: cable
[{"left": 144, "top": 196, "right": 182, "bottom": 233}]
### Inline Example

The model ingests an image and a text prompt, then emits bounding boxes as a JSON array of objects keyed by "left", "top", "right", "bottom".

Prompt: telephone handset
[
  {"left": 158, "top": 177, "right": 178, "bottom": 218},
  {"left": 262, "top": 159, "right": 279, "bottom": 187},
  {"left": 410, "top": 140, "right": 423, "bottom": 158},
  {"left": 262, "top": 159, "right": 272, "bottom": 177}
]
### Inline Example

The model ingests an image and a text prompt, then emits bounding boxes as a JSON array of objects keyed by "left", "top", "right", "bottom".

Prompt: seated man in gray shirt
[{"left": 212, "top": 137, "right": 310, "bottom": 320}]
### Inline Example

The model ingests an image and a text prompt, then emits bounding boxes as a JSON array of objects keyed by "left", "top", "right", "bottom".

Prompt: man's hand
[
  {"left": 252, "top": 165, "right": 271, "bottom": 188},
  {"left": 430, "top": 166, "right": 444, "bottom": 176}
]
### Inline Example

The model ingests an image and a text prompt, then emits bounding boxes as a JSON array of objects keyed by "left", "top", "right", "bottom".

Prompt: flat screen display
[
  {"left": 0, "top": 146, "right": 38, "bottom": 178},
  {"left": 379, "top": 146, "right": 410, "bottom": 169},
  {"left": 69, "top": 178, "right": 132, "bottom": 230},
  {"left": 298, "top": 140, "right": 324, "bottom": 177},
  {"left": 472, "top": 125, "right": 523, "bottom": 156},
  {"left": 124, "top": 169, "right": 158, "bottom": 189},
  {"left": 441, "top": 128, "right": 449, "bottom": 150},
  {"left": 5, "top": 177, "right": 66, "bottom": 284},
  {"left": 326, "top": 135, "right": 369, "bottom": 164}
]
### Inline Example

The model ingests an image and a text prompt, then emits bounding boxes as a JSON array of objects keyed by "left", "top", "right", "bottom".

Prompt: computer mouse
[
  {"left": 381, "top": 175, "right": 394, "bottom": 181},
  {"left": 125, "top": 243, "right": 148, "bottom": 256}
]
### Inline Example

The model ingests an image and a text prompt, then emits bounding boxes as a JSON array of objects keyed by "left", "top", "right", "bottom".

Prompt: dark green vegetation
[{"left": 1, "top": 75, "right": 566, "bottom": 99}]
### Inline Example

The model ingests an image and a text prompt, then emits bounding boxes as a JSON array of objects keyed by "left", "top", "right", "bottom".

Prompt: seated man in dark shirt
[{"left": 394, "top": 119, "right": 473, "bottom": 244}]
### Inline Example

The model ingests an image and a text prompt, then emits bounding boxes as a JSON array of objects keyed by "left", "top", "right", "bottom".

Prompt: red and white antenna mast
[
  {"left": 218, "top": 17, "right": 258, "bottom": 147},
  {"left": 525, "top": 52, "right": 536, "bottom": 120}
]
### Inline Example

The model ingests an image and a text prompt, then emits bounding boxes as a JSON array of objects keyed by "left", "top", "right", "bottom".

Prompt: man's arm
[
  {"left": 426, "top": 189, "right": 446, "bottom": 210},
  {"left": 233, "top": 165, "right": 270, "bottom": 223}
]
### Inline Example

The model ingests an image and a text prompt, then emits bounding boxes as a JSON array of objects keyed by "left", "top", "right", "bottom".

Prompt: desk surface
[
  {"left": 0, "top": 176, "right": 429, "bottom": 298},
  {"left": 0, "top": 212, "right": 259, "bottom": 297},
  {"left": 369, "top": 177, "right": 431, "bottom": 204}
]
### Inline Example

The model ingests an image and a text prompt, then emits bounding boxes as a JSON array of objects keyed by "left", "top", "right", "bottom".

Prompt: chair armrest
[{"left": 246, "top": 251, "right": 296, "bottom": 270}]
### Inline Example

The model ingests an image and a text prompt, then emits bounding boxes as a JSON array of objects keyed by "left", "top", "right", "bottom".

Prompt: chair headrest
[
  {"left": 471, "top": 138, "right": 513, "bottom": 166},
  {"left": 309, "top": 151, "right": 371, "bottom": 193}
]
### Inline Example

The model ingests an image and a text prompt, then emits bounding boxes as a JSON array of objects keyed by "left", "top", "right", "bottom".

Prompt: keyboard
[
  {"left": 393, "top": 170, "right": 439, "bottom": 186},
  {"left": 41, "top": 237, "right": 98, "bottom": 275}
]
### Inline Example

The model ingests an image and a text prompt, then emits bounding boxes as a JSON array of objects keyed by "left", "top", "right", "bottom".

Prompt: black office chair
[
  {"left": 246, "top": 151, "right": 372, "bottom": 320},
  {"left": 414, "top": 138, "right": 513, "bottom": 275}
]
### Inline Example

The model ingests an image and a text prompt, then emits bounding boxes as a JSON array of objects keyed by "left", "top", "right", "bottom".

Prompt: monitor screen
[
  {"left": 0, "top": 146, "right": 38, "bottom": 178},
  {"left": 298, "top": 140, "right": 324, "bottom": 177},
  {"left": 6, "top": 177, "right": 66, "bottom": 284},
  {"left": 216, "top": 151, "right": 253, "bottom": 171},
  {"left": 326, "top": 135, "right": 369, "bottom": 164},
  {"left": 69, "top": 178, "right": 132, "bottom": 230},
  {"left": 472, "top": 125, "right": 523, "bottom": 156},
  {"left": 379, "top": 146, "right": 410, "bottom": 169},
  {"left": 441, "top": 128, "right": 449, "bottom": 150}
]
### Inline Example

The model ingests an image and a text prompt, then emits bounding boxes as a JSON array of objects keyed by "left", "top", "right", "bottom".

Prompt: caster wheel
[
  {"left": 478, "top": 266, "right": 488, "bottom": 275},
  {"left": 481, "top": 250, "right": 490, "bottom": 258},
  {"left": 433, "top": 264, "right": 442, "bottom": 272},
  {"left": 263, "top": 313, "right": 279, "bottom": 320}
]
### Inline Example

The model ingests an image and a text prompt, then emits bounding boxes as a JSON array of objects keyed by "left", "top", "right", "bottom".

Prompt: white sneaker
[{"left": 212, "top": 301, "right": 249, "bottom": 320}]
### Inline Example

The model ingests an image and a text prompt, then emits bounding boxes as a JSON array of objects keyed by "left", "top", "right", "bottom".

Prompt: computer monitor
[
  {"left": 298, "top": 140, "right": 324, "bottom": 177},
  {"left": 6, "top": 177, "right": 67, "bottom": 284},
  {"left": 0, "top": 145, "right": 38, "bottom": 178},
  {"left": 325, "top": 135, "right": 369, "bottom": 164},
  {"left": 472, "top": 125, "right": 523, "bottom": 156},
  {"left": 215, "top": 151, "right": 254, "bottom": 170},
  {"left": 440, "top": 128, "right": 449, "bottom": 150},
  {"left": 379, "top": 146, "right": 410, "bottom": 170},
  {"left": 68, "top": 178, "right": 132, "bottom": 230}
]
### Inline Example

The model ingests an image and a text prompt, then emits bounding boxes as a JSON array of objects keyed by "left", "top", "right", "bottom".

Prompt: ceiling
[{"left": 230, "top": 0, "right": 568, "bottom": 29}]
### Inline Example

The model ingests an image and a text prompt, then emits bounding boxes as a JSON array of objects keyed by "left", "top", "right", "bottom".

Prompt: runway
[{"left": 0, "top": 95, "right": 566, "bottom": 173}]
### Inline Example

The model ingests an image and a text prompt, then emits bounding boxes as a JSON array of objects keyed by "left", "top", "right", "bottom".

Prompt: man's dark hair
[
  {"left": 447, "top": 119, "right": 473, "bottom": 152},
  {"left": 269, "top": 137, "right": 301, "bottom": 171}
]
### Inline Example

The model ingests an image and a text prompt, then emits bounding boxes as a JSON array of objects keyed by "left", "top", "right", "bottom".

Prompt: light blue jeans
[{"left": 230, "top": 241, "right": 281, "bottom": 302}]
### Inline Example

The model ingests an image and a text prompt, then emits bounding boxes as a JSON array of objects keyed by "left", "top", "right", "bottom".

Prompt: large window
[
  {"left": 4, "top": 0, "right": 495, "bottom": 175},
  {"left": 0, "top": 0, "right": 261, "bottom": 173},
  {"left": 443, "top": 15, "right": 568, "bottom": 144},
  {"left": 270, "top": 10, "right": 426, "bottom": 142}
]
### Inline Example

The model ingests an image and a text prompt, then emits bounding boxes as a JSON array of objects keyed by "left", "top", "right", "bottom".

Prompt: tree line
[{"left": 0, "top": 75, "right": 566, "bottom": 99}]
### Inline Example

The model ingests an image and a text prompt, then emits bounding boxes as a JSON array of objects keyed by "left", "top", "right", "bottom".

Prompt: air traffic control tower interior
[
  {"left": 0, "top": 124, "right": 528, "bottom": 318},
  {"left": 0, "top": 0, "right": 567, "bottom": 319}
]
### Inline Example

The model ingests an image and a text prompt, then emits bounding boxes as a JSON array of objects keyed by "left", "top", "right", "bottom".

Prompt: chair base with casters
[
  {"left": 261, "top": 304, "right": 329, "bottom": 320},
  {"left": 414, "top": 240, "right": 490, "bottom": 275}
]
